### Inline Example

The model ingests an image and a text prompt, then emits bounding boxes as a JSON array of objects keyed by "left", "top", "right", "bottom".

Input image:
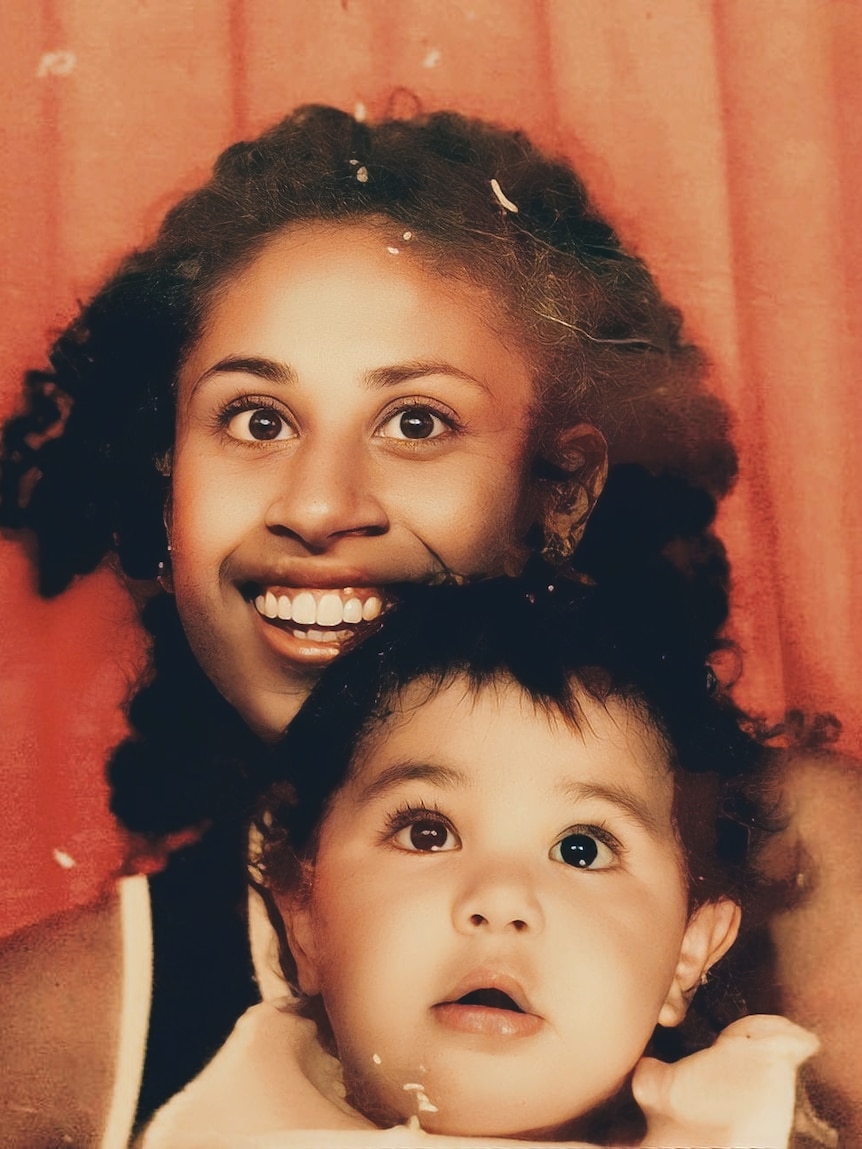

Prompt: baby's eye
[
  {"left": 393, "top": 817, "right": 460, "bottom": 853},
  {"left": 227, "top": 407, "right": 294, "bottom": 442},
  {"left": 551, "top": 830, "right": 618, "bottom": 871},
  {"left": 378, "top": 407, "right": 449, "bottom": 441}
]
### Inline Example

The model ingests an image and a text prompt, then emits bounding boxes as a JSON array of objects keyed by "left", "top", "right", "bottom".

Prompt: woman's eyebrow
[
  {"left": 190, "top": 356, "right": 489, "bottom": 395},
  {"left": 363, "top": 360, "right": 490, "bottom": 394},
  {"left": 356, "top": 761, "right": 468, "bottom": 805},
  {"left": 556, "top": 779, "right": 664, "bottom": 837},
  {"left": 191, "top": 355, "right": 296, "bottom": 394}
]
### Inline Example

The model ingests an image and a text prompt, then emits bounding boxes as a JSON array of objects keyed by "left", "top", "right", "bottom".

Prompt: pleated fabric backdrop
[{"left": 1, "top": 0, "right": 860, "bottom": 936}]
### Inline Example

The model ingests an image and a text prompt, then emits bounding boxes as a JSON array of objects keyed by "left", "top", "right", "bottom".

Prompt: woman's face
[{"left": 170, "top": 222, "right": 538, "bottom": 738}]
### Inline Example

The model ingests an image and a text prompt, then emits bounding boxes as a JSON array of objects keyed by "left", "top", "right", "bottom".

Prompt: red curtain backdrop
[{"left": 1, "top": 0, "right": 860, "bottom": 937}]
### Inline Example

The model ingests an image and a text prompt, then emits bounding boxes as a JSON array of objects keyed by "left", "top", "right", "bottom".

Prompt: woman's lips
[{"left": 249, "top": 585, "right": 384, "bottom": 665}]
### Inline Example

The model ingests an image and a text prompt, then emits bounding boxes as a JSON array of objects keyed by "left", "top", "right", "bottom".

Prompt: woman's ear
[
  {"left": 659, "top": 898, "right": 741, "bottom": 1028},
  {"left": 537, "top": 423, "right": 608, "bottom": 568},
  {"left": 276, "top": 888, "right": 322, "bottom": 997}
]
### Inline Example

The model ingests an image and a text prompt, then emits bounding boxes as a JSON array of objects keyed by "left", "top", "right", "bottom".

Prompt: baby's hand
[{"left": 632, "top": 1014, "right": 819, "bottom": 1148}]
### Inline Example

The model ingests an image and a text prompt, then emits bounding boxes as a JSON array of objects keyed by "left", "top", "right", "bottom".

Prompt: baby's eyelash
[
  {"left": 380, "top": 800, "right": 453, "bottom": 842},
  {"left": 564, "top": 822, "right": 623, "bottom": 852}
]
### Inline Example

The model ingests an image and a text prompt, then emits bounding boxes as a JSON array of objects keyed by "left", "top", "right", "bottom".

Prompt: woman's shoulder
[
  {"left": 760, "top": 745, "right": 862, "bottom": 887},
  {"left": 0, "top": 875, "right": 152, "bottom": 1148},
  {"left": 754, "top": 746, "right": 862, "bottom": 1146}
]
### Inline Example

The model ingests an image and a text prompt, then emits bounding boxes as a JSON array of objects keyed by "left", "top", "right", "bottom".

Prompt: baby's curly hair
[
  {"left": 1, "top": 105, "right": 737, "bottom": 835},
  {"left": 1, "top": 103, "right": 733, "bottom": 593},
  {"left": 254, "top": 573, "right": 767, "bottom": 1060}
]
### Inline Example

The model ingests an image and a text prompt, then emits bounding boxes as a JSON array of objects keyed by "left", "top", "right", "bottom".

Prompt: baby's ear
[
  {"left": 659, "top": 898, "right": 741, "bottom": 1028},
  {"left": 277, "top": 885, "right": 322, "bottom": 997},
  {"left": 536, "top": 423, "right": 608, "bottom": 568}
]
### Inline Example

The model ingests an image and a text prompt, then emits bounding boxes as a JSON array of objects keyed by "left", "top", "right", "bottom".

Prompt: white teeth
[
  {"left": 292, "top": 591, "right": 317, "bottom": 625},
  {"left": 291, "top": 628, "right": 307, "bottom": 639},
  {"left": 254, "top": 588, "right": 383, "bottom": 625},
  {"left": 362, "top": 595, "right": 382, "bottom": 621},
  {"left": 307, "top": 627, "right": 340, "bottom": 643},
  {"left": 317, "top": 593, "right": 344, "bottom": 627},
  {"left": 343, "top": 596, "right": 363, "bottom": 624}
]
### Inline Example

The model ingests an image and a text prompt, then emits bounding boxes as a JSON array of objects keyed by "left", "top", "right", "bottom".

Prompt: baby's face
[
  {"left": 284, "top": 678, "right": 704, "bottom": 1138},
  {"left": 170, "top": 223, "right": 537, "bottom": 738}
]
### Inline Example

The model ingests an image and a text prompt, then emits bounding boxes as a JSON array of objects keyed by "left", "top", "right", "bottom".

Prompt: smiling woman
[{"left": 169, "top": 221, "right": 538, "bottom": 738}]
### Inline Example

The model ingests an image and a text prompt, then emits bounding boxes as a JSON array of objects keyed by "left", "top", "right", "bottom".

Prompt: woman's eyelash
[
  {"left": 380, "top": 398, "right": 462, "bottom": 431},
  {"left": 215, "top": 394, "right": 289, "bottom": 426}
]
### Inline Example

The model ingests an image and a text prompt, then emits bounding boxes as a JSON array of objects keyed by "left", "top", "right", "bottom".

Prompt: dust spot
[
  {"left": 52, "top": 848, "right": 76, "bottom": 870},
  {"left": 37, "top": 50, "right": 76, "bottom": 78}
]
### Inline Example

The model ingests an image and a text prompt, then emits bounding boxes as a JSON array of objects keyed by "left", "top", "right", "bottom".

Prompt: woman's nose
[
  {"left": 265, "top": 438, "right": 389, "bottom": 549},
  {"left": 452, "top": 861, "right": 545, "bottom": 936}
]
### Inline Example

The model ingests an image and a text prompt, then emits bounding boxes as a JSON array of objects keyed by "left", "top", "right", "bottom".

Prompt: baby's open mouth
[
  {"left": 455, "top": 988, "right": 525, "bottom": 1014},
  {"left": 433, "top": 980, "right": 541, "bottom": 1037},
  {"left": 251, "top": 585, "right": 384, "bottom": 641}
]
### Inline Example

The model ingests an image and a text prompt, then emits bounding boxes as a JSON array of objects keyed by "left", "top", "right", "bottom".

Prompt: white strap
[
  {"left": 248, "top": 882, "right": 288, "bottom": 1001},
  {"left": 100, "top": 874, "right": 154, "bottom": 1149}
]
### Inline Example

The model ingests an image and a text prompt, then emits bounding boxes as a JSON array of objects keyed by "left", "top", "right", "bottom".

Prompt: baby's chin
[
  {"left": 344, "top": 1053, "right": 642, "bottom": 1144},
  {"left": 349, "top": 1077, "right": 595, "bottom": 1142}
]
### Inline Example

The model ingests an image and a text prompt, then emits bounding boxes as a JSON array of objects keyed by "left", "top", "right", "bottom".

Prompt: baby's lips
[{"left": 714, "top": 1013, "right": 820, "bottom": 1066}]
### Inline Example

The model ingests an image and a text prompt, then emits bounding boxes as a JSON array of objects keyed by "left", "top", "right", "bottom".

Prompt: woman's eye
[
  {"left": 551, "top": 831, "right": 617, "bottom": 871},
  {"left": 227, "top": 407, "right": 294, "bottom": 442},
  {"left": 379, "top": 407, "right": 448, "bottom": 441},
  {"left": 393, "top": 818, "right": 460, "bottom": 853}
]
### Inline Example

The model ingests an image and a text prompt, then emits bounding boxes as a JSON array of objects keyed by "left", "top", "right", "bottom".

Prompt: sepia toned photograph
[{"left": 0, "top": 3, "right": 859, "bottom": 1146}]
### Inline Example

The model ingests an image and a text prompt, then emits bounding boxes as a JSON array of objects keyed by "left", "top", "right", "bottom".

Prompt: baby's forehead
[{"left": 350, "top": 671, "right": 674, "bottom": 786}]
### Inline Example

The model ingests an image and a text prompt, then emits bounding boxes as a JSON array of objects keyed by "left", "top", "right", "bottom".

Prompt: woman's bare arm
[{"left": 0, "top": 888, "right": 125, "bottom": 1147}]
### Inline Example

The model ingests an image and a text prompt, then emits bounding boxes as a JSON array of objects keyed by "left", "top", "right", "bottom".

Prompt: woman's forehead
[
  {"left": 195, "top": 217, "right": 538, "bottom": 369},
  {"left": 181, "top": 221, "right": 538, "bottom": 410}
]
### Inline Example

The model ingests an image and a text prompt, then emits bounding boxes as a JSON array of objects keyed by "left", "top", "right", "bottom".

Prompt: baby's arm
[{"left": 632, "top": 1014, "right": 819, "bottom": 1148}]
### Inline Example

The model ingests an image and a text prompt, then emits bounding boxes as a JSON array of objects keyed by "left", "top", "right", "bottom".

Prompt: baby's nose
[{"left": 452, "top": 865, "right": 545, "bottom": 936}]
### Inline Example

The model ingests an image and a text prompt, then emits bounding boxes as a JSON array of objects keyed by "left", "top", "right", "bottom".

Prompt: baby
[{"left": 144, "top": 577, "right": 818, "bottom": 1148}]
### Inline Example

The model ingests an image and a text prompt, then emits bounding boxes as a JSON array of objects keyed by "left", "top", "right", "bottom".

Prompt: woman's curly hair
[
  {"left": 1, "top": 103, "right": 734, "bottom": 591},
  {"left": 0, "top": 104, "right": 737, "bottom": 833}
]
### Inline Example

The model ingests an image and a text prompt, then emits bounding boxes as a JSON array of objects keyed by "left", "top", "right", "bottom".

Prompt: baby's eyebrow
[
  {"left": 355, "top": 761, "right": 468, "bottom": 805},
  {"left": 556, "top": 779, "right": 664, "bottom": 837}
]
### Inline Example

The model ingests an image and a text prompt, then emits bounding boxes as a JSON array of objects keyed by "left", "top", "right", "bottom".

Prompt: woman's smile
[
  {"left": 251, "top": 586, "right": 384, "bottom": 630},
  {"left": 169, "top": 220, "right": 537, "bottom": 738},
  {"left": 250, "top": 585, "right": 385, "bottom": 662}
]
